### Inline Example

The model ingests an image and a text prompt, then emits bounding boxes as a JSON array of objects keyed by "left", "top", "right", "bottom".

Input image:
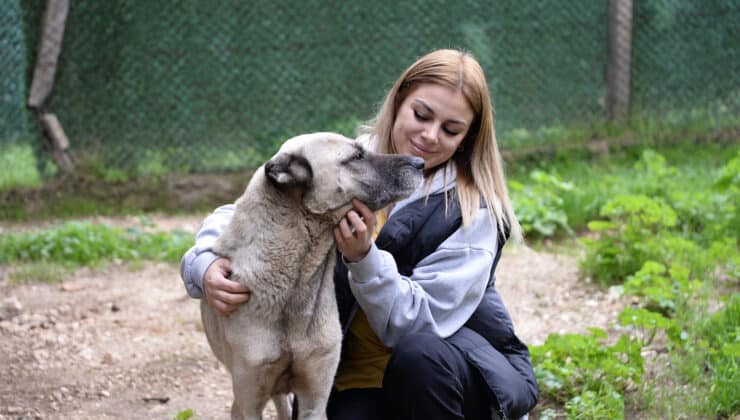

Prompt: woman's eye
[
  {"left": 413, "top": 110, "right": 429, "bottom": 121},
  {"left": 443, "top": 127, "right": 460, "bottom": 136}
]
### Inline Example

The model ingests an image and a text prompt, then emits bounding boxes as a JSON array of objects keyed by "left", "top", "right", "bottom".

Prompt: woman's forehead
[{"left": 405, "top": 83, "right": 474, "bottom": 123}]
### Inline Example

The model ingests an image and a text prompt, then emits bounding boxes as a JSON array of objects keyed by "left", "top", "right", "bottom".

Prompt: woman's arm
[
  {"left": 179, "top": 204, "right": 250, "bottom": 316},
  {"left": 180, "top": 204, "right": 236, "bottom": 297},
  {"left": 339, "top": 202, "right": 498, "bottom": 347}
]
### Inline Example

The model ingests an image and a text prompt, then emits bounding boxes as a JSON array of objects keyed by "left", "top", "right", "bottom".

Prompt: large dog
[{"left": 201, "top": 132, "right": 424, "bottom": 420}]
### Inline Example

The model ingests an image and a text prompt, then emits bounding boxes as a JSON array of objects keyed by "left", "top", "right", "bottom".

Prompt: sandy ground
[{"left": 0, "top": 215, "right": 627, "bottom": 420}]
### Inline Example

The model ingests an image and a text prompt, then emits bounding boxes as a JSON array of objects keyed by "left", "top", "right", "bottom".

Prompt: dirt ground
[{"left": 0, "top": 214, "right": 627, "bottom": 420}]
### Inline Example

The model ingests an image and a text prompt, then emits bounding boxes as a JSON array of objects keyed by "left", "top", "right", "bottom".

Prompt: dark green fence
[
  {"left": 2, "top": 0, "right": 738, "bottom": 177},
  {"left": 1, "top": 0, "right": 27, "bottom": 143}
]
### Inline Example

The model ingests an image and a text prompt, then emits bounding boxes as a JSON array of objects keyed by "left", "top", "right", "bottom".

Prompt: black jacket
[{"left": 334, "top": 191, "right": 539, "bottom": 419}]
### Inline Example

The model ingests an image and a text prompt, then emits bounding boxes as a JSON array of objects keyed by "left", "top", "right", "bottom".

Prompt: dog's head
[{"left": 264, "top": 132, "right": 424, "bottom": 219}]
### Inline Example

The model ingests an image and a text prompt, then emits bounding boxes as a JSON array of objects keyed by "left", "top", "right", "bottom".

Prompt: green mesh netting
[
  {"left": 2, "top": 0, "right": 738, "bottom": 175},
  {"left": 0, "top": 0, "right": 27, "bottom": 142}
]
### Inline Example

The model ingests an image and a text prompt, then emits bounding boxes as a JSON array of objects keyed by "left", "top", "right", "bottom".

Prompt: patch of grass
[
  {"left": 0, "top": 169, "right": 248, "bottom": 222},
  {"left": 531, "top": 327, "right": 645, "bottom": 420},
  {"left": 526, "top": 138, "right": 739, "bottom": 417},
  {"left": 0, "top": 142, "right": 44, "bottom": 190},
  {"left": 510, "top": 141, "right": 740, "bottom": 234},
  {"left": 8, "top": 262, "right": 72, "bottom": 284},
  {"left": 0, "top": 221, "right": 194, "bottom": 266}
]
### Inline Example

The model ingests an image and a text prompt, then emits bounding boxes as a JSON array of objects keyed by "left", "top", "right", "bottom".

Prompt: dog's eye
[{"left": 351, "top": 152, "right": 364, "bottom": 161}]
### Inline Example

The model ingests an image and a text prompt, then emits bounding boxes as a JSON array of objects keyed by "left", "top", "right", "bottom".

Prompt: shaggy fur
[{"left": 201, "top": 132, "right": 423, "bottom": 420}]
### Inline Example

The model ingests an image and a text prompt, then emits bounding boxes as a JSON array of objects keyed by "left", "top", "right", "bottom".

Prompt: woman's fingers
[
  {"left": 203, "top": 257, "right": 250, "bottom": 316},
  {"left": 351, "top": 199, "right": 375, "bottom": 223},
  {"left": 346, "top": 210, "right": 367, "bottom": 235}
]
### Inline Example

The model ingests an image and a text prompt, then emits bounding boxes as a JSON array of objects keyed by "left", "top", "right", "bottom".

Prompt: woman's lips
[{"left": 408, "top": 138, "right": 432, "bottom": 156}]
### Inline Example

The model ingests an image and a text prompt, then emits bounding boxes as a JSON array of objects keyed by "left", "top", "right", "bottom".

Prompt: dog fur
[{"left": 201, "top": 132, "right": 424, "bottom": 420}]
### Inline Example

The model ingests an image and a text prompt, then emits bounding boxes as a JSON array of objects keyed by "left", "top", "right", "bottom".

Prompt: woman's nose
[{"left": 421, "top": 122, "right": 440, "bottom": 143}]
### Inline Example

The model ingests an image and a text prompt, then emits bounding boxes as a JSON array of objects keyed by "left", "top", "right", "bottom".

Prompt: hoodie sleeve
[
  {"left": 179, "top": 204, "right": 235, "bottom": 298},
  {"left": 345, "top": 210, "right": 498, "bottom": 347}
]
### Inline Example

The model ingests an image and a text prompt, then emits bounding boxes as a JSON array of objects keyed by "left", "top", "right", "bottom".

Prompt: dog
[{"left": 201, "top": 132, "right": 424, "bottom": 420}]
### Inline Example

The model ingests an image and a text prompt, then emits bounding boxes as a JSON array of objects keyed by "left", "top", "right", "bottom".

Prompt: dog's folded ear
[{"left": 265, "top": 152, "right": 313, "bottom": 189}]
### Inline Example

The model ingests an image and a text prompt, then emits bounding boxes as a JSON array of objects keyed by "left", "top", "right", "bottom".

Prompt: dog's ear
[{"left": 264, "top": 152, "right": 313, "bottom": 189}]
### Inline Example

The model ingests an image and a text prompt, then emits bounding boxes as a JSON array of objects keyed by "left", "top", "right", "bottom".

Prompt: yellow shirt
[{"left": 333, "top": 210, "right": 390, "bottom": 390}]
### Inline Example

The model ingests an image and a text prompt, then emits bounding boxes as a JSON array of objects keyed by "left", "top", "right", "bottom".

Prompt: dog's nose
[{"left": 410, "top": 157, "right": 425, "bottom": 169}]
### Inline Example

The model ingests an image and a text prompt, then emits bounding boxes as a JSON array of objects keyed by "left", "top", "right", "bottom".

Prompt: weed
[
  {"left": 173, "top": 408, "right": 195, "bottom": 420},
  {"left": 8, "top": 262, "right": 71, "bottom": 284}
]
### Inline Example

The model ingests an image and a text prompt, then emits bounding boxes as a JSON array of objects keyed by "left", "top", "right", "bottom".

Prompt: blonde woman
[{"left": 181, "top": 49, "right": 538, "bottom": 419}]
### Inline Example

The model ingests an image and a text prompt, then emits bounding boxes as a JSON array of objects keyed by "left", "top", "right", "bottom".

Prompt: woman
[{"left": 181, "top": 49, "right": 538, "bottom": 420}]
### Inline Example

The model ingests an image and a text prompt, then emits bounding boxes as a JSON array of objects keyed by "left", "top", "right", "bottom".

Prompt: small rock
[
  {"left": 60, "top": 280, "right": 87, "bottom": 292},
  {"left": 33, "top": 349, "right": 49, "bottom": 362},
  {"left": 0, "top": 297, "right": 23, "bottom": 321},
  {"left": 102, "top": 352, "right": 115, "bottom": 364},
  {"left": 99, "top": 389, "right": 110, "bottom": 398},
  {"left": 0, "top": 320, "right": 14, "bottom": 333},
  {"left": 6, "top": 406, "right": 24, "bottom": 414},
  {"left": 79, "top": 347, "right": 94, "bottom": 360}
]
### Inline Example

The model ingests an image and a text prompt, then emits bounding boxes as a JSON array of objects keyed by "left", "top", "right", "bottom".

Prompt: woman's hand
[
  {"left": 204, "top": 257, "right": 250, "bottom": 316},
  {"left": 334, "top": 199, "right": 377, "bottom": 263}
]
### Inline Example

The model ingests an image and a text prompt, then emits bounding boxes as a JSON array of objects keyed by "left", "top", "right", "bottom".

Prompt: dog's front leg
[
  {"left": 230, "top": 362, "right": 270, "bottom": 420},
  {"left": 290, "top": 343, "right": 341, "bottom": 420}
]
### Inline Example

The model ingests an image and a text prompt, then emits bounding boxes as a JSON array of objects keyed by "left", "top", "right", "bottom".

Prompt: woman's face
[{"left": 391, "top": 83, "right": 474, "bottom": 169}]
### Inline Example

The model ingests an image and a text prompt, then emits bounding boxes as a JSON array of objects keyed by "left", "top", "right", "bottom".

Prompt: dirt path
[{"left": 0, "top": 215, "right": 627, "bottom": 419}]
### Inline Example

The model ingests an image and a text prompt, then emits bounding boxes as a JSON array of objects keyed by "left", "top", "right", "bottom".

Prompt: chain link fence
[{"left": 1, "top": 0, "right": 739, "bottom": 179}]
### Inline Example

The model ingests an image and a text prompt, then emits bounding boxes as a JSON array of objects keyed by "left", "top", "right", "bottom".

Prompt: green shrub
[
  {"left": 623, "top": 261, "right": 703, "bottom": 316},
  {"left": 531, "top": 328, "right": 644, "bottom": 420},
  {"left": 510, "top": 170, "right": 574, "bottom": 237},
  {"left": 631, "top": 149, "right": 678, "bottom": 198},
  {"left": 580, "top": 194, "right": 678, "bottom": 284}
]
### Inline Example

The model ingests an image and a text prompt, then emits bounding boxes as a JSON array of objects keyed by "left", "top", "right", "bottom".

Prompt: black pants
[{"left": 326, "top": 332, "right": 492, "bottom": 420}]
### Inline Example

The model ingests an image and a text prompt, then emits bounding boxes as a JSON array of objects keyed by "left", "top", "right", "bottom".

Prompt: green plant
[
  {"left": 618, "top": 307, "right": 680, "bottom": 345},
  {"left": 713, "top": 150, "right": 740, "bottom": 191},
  {"left": 173, "top": 408, "right": 195, "bottom": 420},
  {"left": 697, "top": 295, "right": 740, "bottom": 415},
  {"left": 580, "top": 194, "right": 679, "bottom": 284},
  {"left": 0, "top": 142, "right": 43, "bottom": 191},
  {"left": 564, "top": 388, "right": 624, "bottom": 420},
  {"left": 531, "top": 328, "right": 644, "bottom": 420},
  {"left": 0, "top": 222, "right": 193, "bottom": 266},
  {"left": 622, "top": 262, "right": 703, "bottom": 316},
  {"left": 509, "top": 170, "right": 574, "bottom": 237}
]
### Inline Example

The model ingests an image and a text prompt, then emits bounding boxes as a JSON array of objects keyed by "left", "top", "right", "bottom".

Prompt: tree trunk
[{"left": 606, "top": 0, "right": 633, "bottom": 121}]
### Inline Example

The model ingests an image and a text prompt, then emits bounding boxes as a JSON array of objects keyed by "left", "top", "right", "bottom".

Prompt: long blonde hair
[{"left": 362, "top": 49, "right": 521, "bottom": 241}]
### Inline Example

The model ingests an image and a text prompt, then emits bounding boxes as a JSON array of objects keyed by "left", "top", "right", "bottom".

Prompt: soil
[{"left": 0, "top": 214, "right": 628, "bottom": 420}]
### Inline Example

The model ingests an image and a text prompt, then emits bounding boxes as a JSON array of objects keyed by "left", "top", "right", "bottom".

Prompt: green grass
[
  {"left": 0, "top": 221, "right": 194, "bottom": 266},
  {"left": 510, "top": 141, "right": 740, "bottom": 233},
  {"left": 173, "top": 408, "right": 196, "bottom": 420},
  {"left": 0, "top": 142, "right": 44, "bottom": 190},
  {"left": 8, "top": 261, "right": 72, "bottom": 284},
  {"left": 522, "top": 139, "right": 738, "bottom": 418}
]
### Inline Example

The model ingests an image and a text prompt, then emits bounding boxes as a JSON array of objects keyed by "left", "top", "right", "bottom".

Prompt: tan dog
[{"left": 201, "top": 132, "right": 424, "bottom": 420}]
